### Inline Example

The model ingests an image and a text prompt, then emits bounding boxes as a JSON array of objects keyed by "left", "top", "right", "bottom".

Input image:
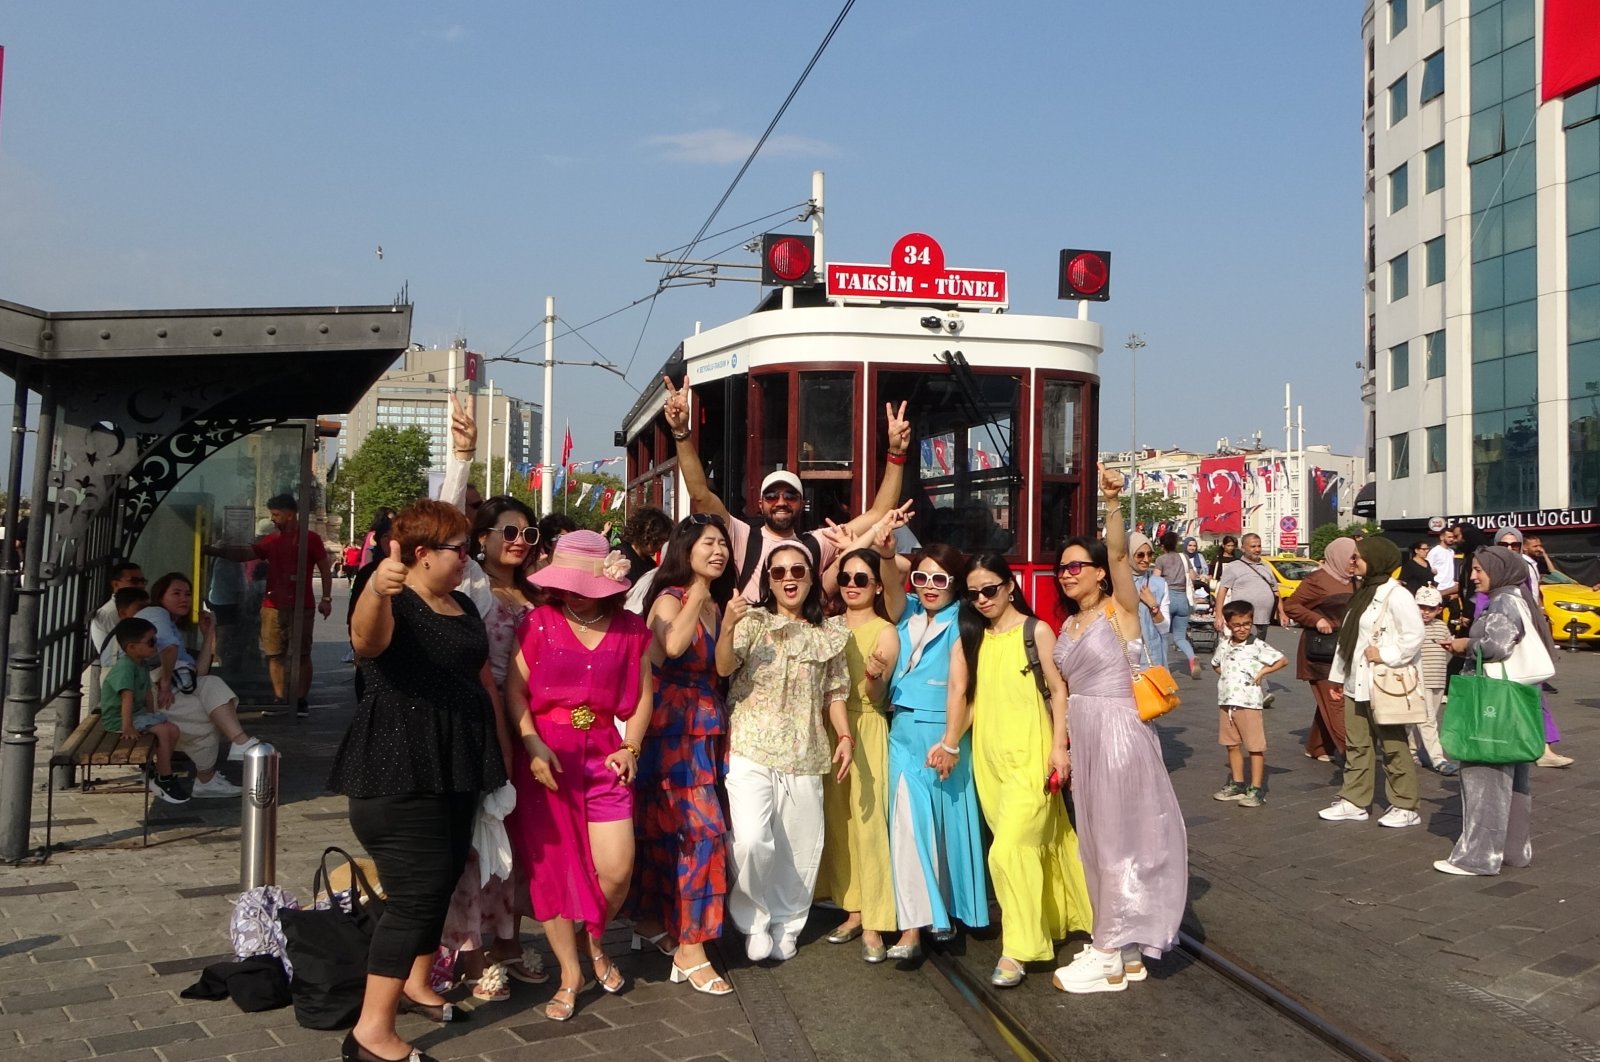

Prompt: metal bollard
[{"left": 240, "top": 743, "right": 280, "bottom": 890}]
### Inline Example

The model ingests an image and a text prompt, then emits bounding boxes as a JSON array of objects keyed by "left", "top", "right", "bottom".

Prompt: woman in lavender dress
[{"left": 1049, "top": 464, "right": 1188, "bottom": 995}]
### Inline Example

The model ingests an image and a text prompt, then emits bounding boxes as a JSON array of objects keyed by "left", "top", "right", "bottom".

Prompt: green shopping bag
[{"left": 1440, "top": 651, "right": 1544, "bottom": 765}]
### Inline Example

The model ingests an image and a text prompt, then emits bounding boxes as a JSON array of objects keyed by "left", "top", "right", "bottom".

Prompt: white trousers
[
  {"left": 726, "top": 753, "right": 825, "bottom": 942},
  {"left": 1408, "top": 687, "right": 1447, "bottom": 765}
]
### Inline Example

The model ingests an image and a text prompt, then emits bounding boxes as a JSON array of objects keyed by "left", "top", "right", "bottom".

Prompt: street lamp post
[{"left": 1125, "top": 333, "right": 1146, "bottom": 530}]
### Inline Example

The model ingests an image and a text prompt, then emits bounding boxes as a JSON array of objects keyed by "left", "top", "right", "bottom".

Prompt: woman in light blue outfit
[
  {"left": 1127, "top": 533, "right": 1171, "bottom": 669},
  {"left": 885, "top": 544, "right": 988, "bottom": 961}
]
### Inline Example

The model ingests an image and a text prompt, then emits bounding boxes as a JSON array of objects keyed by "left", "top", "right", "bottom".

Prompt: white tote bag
[{"left": 1501, "top": 597, "right": 1556, "bottom": 685}]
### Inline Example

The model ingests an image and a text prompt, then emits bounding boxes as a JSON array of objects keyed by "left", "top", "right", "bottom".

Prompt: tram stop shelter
[{"left": 0, "top": 298, "right": 413, "bottom": 863}]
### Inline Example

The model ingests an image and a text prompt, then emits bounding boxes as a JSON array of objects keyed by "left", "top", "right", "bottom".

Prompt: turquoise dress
[{"left": 886, "top": 598, "right": 989, "bottom": 932}]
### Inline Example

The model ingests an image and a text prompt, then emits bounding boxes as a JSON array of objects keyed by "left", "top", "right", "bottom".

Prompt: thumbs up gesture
[{"left": 370, "top": 539, "right": 408, "bottom": 598}]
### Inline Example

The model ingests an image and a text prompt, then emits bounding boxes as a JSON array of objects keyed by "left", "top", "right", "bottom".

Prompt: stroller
[{"left": 1188, "top": 583, "right": 1219, "bottom": 655}]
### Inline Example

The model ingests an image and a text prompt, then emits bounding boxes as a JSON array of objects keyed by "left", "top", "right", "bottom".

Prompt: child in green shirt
[{"left": 100, "top": 617, "right": 187, "bottom": 805}]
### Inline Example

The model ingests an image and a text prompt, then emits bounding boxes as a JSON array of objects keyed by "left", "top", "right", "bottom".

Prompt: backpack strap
[
  {"left": 735, "top": 522, "right": 824, "bottom": 597},
  {"left": 1020, "top": 616, "right": 1050, "bottom": 703}
]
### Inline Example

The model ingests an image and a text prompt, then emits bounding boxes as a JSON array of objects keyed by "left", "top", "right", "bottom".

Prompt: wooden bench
[{"left": 46, "top": 711, "right": 157, "bottom": 850}]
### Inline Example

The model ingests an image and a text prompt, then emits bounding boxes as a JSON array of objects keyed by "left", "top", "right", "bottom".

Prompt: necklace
[
  {"left": 564, "top": 603, "right": 605, "bottom": 631},
  {"left": 1069, "top": 595, "right": 1106, "bottom": 634}
]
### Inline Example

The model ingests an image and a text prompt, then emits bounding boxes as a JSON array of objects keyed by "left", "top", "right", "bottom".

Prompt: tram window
[
  {"left": 1042, "top": 381, "right": 1082, "bottom": 474},
  {"left": 755, "top": 373, "right": 789, "bottom": 472},
  {"left": 878, "top": 370, "right": 1020, "bottom": 556},
  {"left": 1041, "top": 482, "right": 1077, "bottom": 556},
  {"left": 799, "top": 373, "right": 853, "bottom": 470}
]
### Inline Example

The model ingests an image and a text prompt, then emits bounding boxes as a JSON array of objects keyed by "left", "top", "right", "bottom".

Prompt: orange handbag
[{"left": 1108, "top": 606, "right": 1182, "bottom": 722}]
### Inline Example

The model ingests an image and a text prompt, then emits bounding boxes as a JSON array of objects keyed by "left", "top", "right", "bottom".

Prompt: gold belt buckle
[{"left": 569, "top": 706, "right": 596, "bottom": 731}]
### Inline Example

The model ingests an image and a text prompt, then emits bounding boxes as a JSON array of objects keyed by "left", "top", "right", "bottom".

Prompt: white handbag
[
  {"left": 1366, "top": 592, "right": 1429, "bottom": 726},
  {"left": 1501, "top": 598, "right": 1556, "bottom": 685}
]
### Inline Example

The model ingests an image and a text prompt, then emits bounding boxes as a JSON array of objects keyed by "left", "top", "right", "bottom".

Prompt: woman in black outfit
[{"left": 332, "top": 500, "right": 510, "bottom": 1062}]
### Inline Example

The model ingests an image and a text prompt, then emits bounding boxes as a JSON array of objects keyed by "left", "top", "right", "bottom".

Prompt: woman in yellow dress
[
  {"left": 947, "top": 552, "right": 1091, "bottom": 987},
  {"left": 817, "top": 529, "right": 906, "bottom": 962}
]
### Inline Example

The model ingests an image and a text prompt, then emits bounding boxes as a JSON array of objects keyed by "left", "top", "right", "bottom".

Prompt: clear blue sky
[{"left": 0, "top": 1, "right": 1364, "bottom": 465}]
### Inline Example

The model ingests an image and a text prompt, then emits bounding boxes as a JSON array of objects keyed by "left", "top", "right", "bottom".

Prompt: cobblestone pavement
[
  {"left": 0, "top": 604, "right": 761, "bottom": 1062},
  {"left": 3, "top": 602, "right": 1598, "bottom": 1061},
  {"left": 1163, "top": 630, "right": 1600, "bottom": 1054}
]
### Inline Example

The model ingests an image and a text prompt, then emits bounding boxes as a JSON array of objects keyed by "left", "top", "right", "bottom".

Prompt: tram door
[{"left": 691, "top": 377, "right": 747, "bottom": 516}]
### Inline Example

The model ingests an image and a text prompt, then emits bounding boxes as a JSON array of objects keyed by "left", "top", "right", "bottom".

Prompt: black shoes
[{"left": 341, "top": 1031, "right": 437, "bottom": 1062}]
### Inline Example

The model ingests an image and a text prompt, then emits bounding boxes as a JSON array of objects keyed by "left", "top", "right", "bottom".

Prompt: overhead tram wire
[{"left": 621, "top": 0, "right": 858, "bottom": 376}]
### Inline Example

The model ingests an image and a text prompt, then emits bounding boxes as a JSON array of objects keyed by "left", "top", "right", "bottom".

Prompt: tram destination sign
[{"left": 826, "top": 232, "right": 1008, "bottom": 309}]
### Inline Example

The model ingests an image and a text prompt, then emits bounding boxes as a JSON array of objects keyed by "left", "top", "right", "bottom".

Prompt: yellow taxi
[
  {"left": 1541, "top": 572, "right": 1600, "bottom": 644},
  {"left": 1264, "top": 555, "right": 1320, "bottom": 601}
]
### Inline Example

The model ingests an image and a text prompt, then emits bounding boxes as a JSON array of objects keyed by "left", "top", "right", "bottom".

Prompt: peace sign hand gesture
[
  {"left": 884, "top": 401, "right": 910, "bottom": 456},
  {"left": 450, "top": 391, "right": 477, "bottom": 455},
  {"left": 662, "top": 376, "right": 690, "bottom": 434}
]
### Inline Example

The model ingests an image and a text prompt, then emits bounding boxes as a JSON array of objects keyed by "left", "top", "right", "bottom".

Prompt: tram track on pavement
[{"left": 922, "top": 929, "right": 1407, "bottom": 1062}]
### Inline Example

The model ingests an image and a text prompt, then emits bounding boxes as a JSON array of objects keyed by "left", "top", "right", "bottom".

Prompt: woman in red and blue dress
[{"left": 627, "top": 515, "right": 736, "bottom": 996}]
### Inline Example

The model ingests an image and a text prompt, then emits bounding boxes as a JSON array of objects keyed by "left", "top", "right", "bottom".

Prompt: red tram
[{"left": 619, "top": 234, "right": 1105, "bottom": 629}]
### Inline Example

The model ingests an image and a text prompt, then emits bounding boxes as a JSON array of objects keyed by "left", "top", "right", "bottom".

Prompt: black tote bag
[{"left": 278, "top": 847, "right": 385, "bottom": 1030}]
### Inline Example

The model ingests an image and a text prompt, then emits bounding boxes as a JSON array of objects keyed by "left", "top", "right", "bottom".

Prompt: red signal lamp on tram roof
[
  {"left": 1058, "top": 249, "right": 1111, "bottom": 302},
  {"left": 760, "top": 233, "right": 817, "bottom": 286}
]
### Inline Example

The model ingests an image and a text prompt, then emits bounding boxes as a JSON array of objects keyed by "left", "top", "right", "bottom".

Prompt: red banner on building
[
  {"left": 1197, "top": 456, "right": 1245, "bottom": 535},
  {"left": 1542, "top": 0, "right": 1600, "bottom": 101}
]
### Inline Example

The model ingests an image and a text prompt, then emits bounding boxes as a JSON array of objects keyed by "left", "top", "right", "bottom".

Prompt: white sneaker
[
  {"left": 745, "top": 930, "right": 773, "bottom": 963},
  {"left": 226, "top": 737, "right": 261, "bottom": 762},
  {"left": 1318, "top": 798, "right": 1369, "bottom": 822},
  {"left": 1377, "top": 805, "right": 1421, "bottom": 828},
  {"left": 191, "top": 774, "right": 243, "bottom": 798},
  {"left": 774, "top": 934, "right": 797, "bottom": 961},
  {"left": 1052, "top": 946, "right": 1127, "bottom": 994},
  {"left": 1433, "top": 859, "right": 1479, "bottom": 876}
]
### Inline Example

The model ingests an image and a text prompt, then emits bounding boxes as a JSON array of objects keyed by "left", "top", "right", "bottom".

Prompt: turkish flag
[
  {"left": 1543, "top": 0, "right": 1600, "bottom": 101},
  {"left": 1197, "top": 456, "right": 1245, "bottom": 535},
  {"left": 464, "top": 351, "right": 482, "bottom": 382},
  {"left": 560, "top": 422, "right": 573, "bottom": 469}
]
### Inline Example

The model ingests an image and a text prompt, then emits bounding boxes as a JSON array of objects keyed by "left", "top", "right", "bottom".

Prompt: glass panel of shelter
[{"left": 129, "top": 423, "right": 308, "bottom": 707}]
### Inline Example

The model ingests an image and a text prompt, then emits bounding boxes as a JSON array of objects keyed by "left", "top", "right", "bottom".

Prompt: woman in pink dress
[{"left": 505, "top": 531, "right": 652, "bottom": 1022}]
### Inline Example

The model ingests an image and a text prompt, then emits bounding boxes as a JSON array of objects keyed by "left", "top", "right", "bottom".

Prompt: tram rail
[{"left": 921, "top": 929, "right": 1407, "bottom": 1062}]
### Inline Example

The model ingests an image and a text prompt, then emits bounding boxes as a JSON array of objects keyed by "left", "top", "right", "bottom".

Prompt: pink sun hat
[{"left": 529, "top": 529, "right": 631, "bottom": 598}]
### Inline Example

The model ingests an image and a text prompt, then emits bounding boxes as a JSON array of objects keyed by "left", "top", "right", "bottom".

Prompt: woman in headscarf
[
  {"left": 1282, "top": 538, "right": 1359, "bottom": 763},
  {"left": 1127, "top": 532, "right": 1171, "bottom": 672},
  {"left": 1435, "top": 546, "right": 1556, "bottom": 875},
  {"left": 1317, "top": 537, "right": 1425, "bottom": 829}
]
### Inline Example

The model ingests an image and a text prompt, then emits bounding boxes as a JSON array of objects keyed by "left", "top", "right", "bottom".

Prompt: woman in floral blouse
[{"left": 716, "top": 542, "right": 853, "bottom": 964}]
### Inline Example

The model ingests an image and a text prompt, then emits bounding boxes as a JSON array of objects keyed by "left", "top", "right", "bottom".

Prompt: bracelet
[
  {"left": 939, "top": 742, "right": 960, "bottom": 756},
  {"left": 838, "top": 734, "right": 855, "bottom": 745},
  {"left": 671, "top": 427, "right": 691, "bottom": 441},
  {"left": 885, "top": 450, "right": 906, "bottom": 465},
  {"left": 620, "top": 741, "right": 640, "bottom": 757}
]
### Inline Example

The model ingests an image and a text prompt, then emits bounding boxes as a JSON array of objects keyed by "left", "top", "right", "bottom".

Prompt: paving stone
[
  {"left": 0, "top": 1039, "right": 93, "bottom": 1061},
  {"left": 2, "top": 983, "right": 113, "bottom": 1015},
  {"left": 509, "top": 1012, "right": 611, "bottom": 1043},
  {"left": 482, "top": 1039, "right": 599, "bottom": 1062},
  {"left": 19, "top": 1014, "right": 138, "bottom": 1045},
  {"left": 425, "top": 1027, "right": 526, "bottom": 1059},
  {"left": 149, "top": 1028, "right": 281, "bottom": 1061},
  {"left": 85, "top": 1020, "right": 206, "bottom": 1054},
  {"left": 30, "top": 940, "right": 132, "bottom": 963},
  {"left": 647, "top": 1028, "right": 764, "bottom": 1061},
  {"left": 577, "top": 1019, "right": 679, "bottom": 1053},
  {"left": 1531, "top": 952, "right": 1600, "bottom": 978}
]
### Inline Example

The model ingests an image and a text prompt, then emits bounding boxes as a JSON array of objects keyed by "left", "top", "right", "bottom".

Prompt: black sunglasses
[
  {"left": 499, "top": 525, "right": 540, "bottom": 545},
  {"left": 768, "top": 564, "right": 810, "bottom": 581},
  {"left": 429, "top": 541, "right": 470, "bottom": 558},
  {"left": 839, "top": 571, "right": 874, "bottom": 589},
  {"left": 762, "top": 489, "right": 801, "bottom": 502},
  {"left": 964, "top": 583, "right": 1006, "bottom": 602},
  {"left": 686, "top": 513, "right": 726, "bottom": 528}
]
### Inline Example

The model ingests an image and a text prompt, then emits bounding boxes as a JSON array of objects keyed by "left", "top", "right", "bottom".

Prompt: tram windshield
[{"left": 880, "top": 370, "right": 1019, "bottom": 556}]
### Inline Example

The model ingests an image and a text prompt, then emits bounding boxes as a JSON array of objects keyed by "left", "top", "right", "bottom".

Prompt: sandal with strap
[
  {"left": 471, "top": 963, "right": 510, "bottom": 1003},
  {"left": 630, "top": 930, "right": 677, "bottom": 956},
  {"left": 589, "top": 952, "right": 626, "bottom": 995},
  {"left": 499, "top": 949, "right": 549, "bottom": 984},
  {"left": 544, "top": 985, "right": 579, "bottom": 1022},
  {"left": 669, "top": 960, "right": 734, "bottom": 996}
]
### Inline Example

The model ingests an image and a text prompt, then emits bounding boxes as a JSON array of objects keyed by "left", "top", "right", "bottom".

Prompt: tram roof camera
[
  {"left": 919, "top": 315, "right": 943, "bottom": 331},
  {"left": 945, "top": 318, "right": 963, "bottom": 334}
]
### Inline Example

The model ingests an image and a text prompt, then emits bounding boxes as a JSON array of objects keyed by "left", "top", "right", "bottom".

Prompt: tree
[
  {"left": 1308, "top": 520, "right": 1382, "bottom": 560},
  {"left": 1116, "top": 490, "right": 1185, "bottom": 535},
  {"left": 470, "top": 460, "right": 625, "bottom": 534},
  {"left": 333, "top": 426, "right": 433, "bottom": 537}
]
